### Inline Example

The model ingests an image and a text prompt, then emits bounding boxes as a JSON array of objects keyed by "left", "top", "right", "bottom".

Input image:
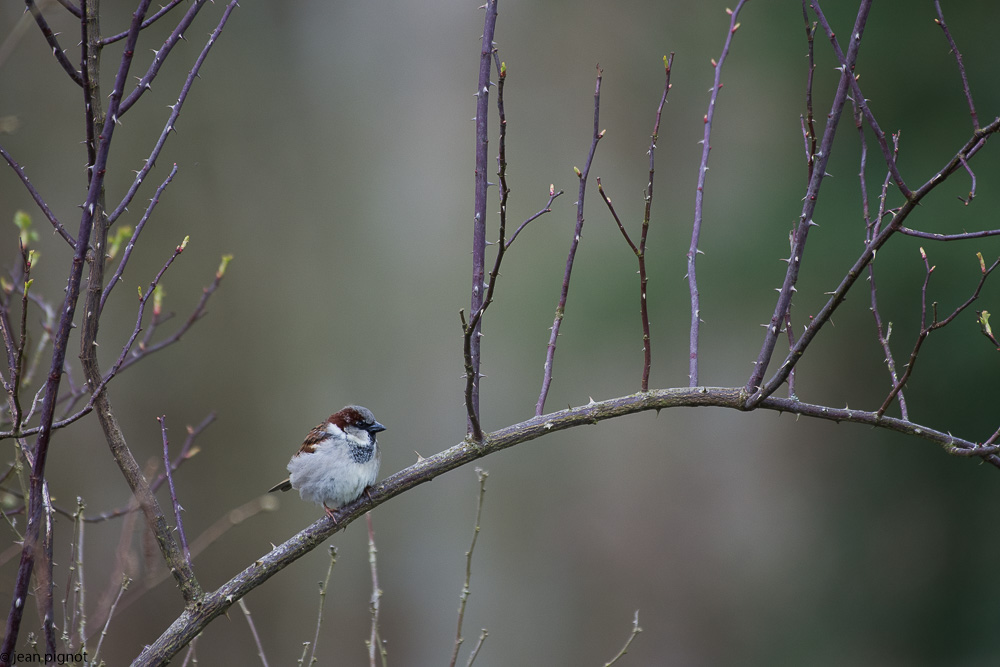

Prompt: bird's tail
[{"left": 267, "top": 478, "right": 292, "bottom": 493}]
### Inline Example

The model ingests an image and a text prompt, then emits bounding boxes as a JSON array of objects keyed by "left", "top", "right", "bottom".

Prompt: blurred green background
[{"left": 2, "top": 1, "right": 1000, "bottom": 664}]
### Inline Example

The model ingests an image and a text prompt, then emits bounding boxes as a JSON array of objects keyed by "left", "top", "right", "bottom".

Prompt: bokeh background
[{"left": 2, "top": 1, "right": 1000, "bottom": 664}]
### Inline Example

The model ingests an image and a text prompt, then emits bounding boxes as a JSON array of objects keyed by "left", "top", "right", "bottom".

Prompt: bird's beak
[{"left": 370, "top": 421, "right": 386, "bottom": 433}]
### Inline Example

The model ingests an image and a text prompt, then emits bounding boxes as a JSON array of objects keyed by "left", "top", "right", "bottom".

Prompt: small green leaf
[
  {"left": 217, "top": 254, "right": 233, "bottom": 278},
  {"left": 13, "top": 210, "right": 39, "bottom": 246},
  {"left": 153, "top": 285, "right": 165, "bottom": 315},
  {"left": 107, "top": 225, "right": 133, "bottom": 261}
]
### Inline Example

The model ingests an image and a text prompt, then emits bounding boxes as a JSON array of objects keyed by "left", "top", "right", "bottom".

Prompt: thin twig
[
  {"left": 159, "top": 415, "right": 192, "bottom": 563},
  {"left": 9, "top": 243, "right": 33, "bottom": 428},
  {"left": 53, "top": 0, "right": 82, "bottom": 18},
  {"left": 118, "top": 0, "right": 211, "bottom": 116},
  {"left": 449, "top": 468, "right": 488, "bottom": 667},
  {"left": 466, "top": 629, "right": 487, "bottom": 667},
  {"left": 934, "top": 1, "right": 979, "bottom": 131},
  {"left": 800, "top": 2, "right": 817, "bottom": 181},
  {"left": 101, "top": 163, "right": 178, "bottom": 312},
  {"left": 39, "top": 480, "right": 56, "bottom": 657},
  {"left": 688, "top": 4, "right": 747, "bottom": 387},
  {"left": 238, "top": 598, "right": 270, "bottom": 667},
  {"left": 0, "top": 144, "right": 75, "bottom": 246},
  {"left": 604, "top": 610, "right": 643, "bottom": 667},
  {"left": 877, "top": 251, "right": 1000, "bottom": 418},
  {"left": 897, "top": 226, "right": 1000, "bottom": 241},
  {"left": 536, "top": 66, "right": 604, "bottom": 415},
  {"left": 634, "top": 54, "right": 674, "bottom": 391},
  {"left": 60, "top": 498, "right": 86, "bottom": 651},
  {"left": 100, "top": 0, "right": 187, "bottom": 45},
  {"left": 306, "top": 546, "right": 337, "bottom": 667},
  {"left": 24, "top": 0, "right": 84, "bottom": 85},
  {"left": 180, "top": 637, "right": 198, "bottom": 667},
  {"left": 366, "top": 513, "right": 386, "bottom": 667},
  {"left": 865, "top": 133, "right": 908, "bottom": 419},
  {"left": 954, "top": 155, "right": 975, "bottom": 205},
  {"left": 92, "top": 575, "right": 130, "bottom": 666}
]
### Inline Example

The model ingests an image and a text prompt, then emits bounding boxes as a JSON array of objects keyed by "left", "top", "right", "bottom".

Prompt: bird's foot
[{"left": 323, "top": 503, "right": 339, "bottom": 524}]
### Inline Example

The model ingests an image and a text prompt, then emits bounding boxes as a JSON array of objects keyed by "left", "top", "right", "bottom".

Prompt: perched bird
[{"left": 268, "top": 405, "right": 385, "bottom": 522}]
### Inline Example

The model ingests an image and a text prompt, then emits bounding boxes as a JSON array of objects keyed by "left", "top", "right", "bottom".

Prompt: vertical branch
[
  {"left": 934, "top": 1, "right": 979, "bottom": 204},
  {"left": 637, "top": 54, "right": 674, "bottom": 391},
  {"left": 933, "top": 1, "right": 978, "bottom": 131},
  {"left": 864, "top": 127, "right": 908, "bottom": 418},
  {"left": 9, "top": 244, "right": 34, "bottom": 429},
  {"left": 39, "top": 481, "right": 56, "bottom": 657},
  {"left": 366, "top": 513, "right": 385, "bottom": 667},
  {"left": 237, "top": 599, "right": 269, "bottom": 667},
  {"left": 64, "top": 499, "right": 87, "bottom": 651},
  {"left": 744, "top": 0, "right": 873, "bottom": 407},
  {"left": 784, "top": 0, "right": 819, "bottom": 400},
  {"left": 306, "top": 546, "right": 337, "bottom": 667},
  {"left": 461, "top": 56, "right": 561, "bottom": 439},
  {"left": 596, "top": 54, "right": 675, "bottom": 391},
  {"left": 688, "top": 2, "right": 747, "bottom": 387},
  {"left": 449, "top": 468, "right": 488, "bottom": 667},
  {"left": 800, "top": 2, "right": 817, "bottom": 181},
  {"left": 468, "top": 0, "right": 499, "bottom": 437},
  {"left": 536, "top": 66, "right": 604, "bottom": 415},
  {"left": 159, "top": 415, "right": 191, "bottom": 564}
]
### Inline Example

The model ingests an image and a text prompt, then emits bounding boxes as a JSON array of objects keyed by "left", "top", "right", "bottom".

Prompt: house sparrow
[{"left": 268, "top": 405, "right": 385, "bottom": 522}]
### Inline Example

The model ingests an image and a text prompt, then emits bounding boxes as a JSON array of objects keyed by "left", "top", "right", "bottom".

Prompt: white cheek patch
[{"left": 327, "top": 422, "right": 369, "bottom": 446}]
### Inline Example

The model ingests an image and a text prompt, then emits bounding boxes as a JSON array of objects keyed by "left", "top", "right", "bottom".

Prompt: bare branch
[
  {"left": 118, "top": 0, "right": 212, "bottom": 116},
  {"left": 100, "top": 0, "right": 188, "bottom": 46},
  {"left": 536, "top": 66, "right": 604, "bottom": 415},
  {"left": 24, "top": 0, "right": 84, "bottom": 85},
  {"left": 745, "top": 0, "right": 873, "bottom": 404},
  {"left": 0, "top": 144, "right": 75, "bottom": 246},
  {"left": 811, "top": 1, "right": 912, "bottom": 199},
  {"left": 878, "top": 251, "right": 1000, "bottom": 418},
  {"left": 934, "top": 1, "right": 979, "bottom": 131},
  {"left": 366, "top": 513, "right": 384, "bottom": 667},
  {"left": 604, "top": 611, "right": 642, "bottom": 667},
  {"left": 306, "top": 546, "right": 337, "bottom": 667},
  {"left": 449, "top": 468, "right": 488, "bottom": 667},
  {"left": 748, "top": 115, "right": 1000, "bottom": 407},
  {"left": 159, "top": 415, "right": 192, "bottom": 564},
  {"left": 101, "top": 163, "right": 179, "bottom": 312},
  {"left": 238, "top": 599, "right": 270, "bottom": 667},
  {"left": 865, "top": 133, "right": 908, "bottom": 419},
  {"left": 689, "top": 3, "right": 748, "bottom": 387},
  {"left": 467, "top": 0, "right": 499, "bottom": 436},
  {"left": 108, "top": 0, "right": 241, "bottom": 224}
]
